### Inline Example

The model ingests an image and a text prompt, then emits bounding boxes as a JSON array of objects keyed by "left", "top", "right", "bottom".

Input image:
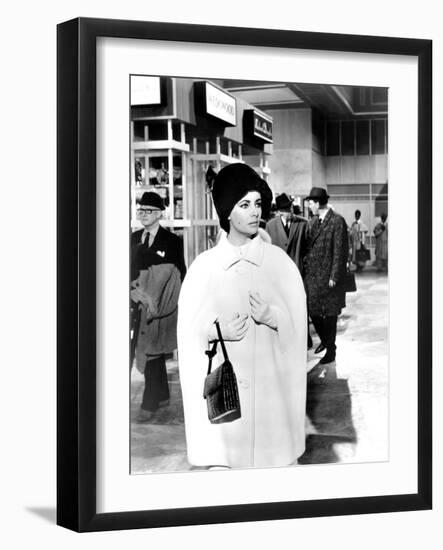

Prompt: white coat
[{"left": 177, "top": 234, "right": 307, "bottom": 468}]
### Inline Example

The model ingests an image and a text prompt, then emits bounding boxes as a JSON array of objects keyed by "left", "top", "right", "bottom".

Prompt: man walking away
[{"left": 304, "top": 187, "right": 348, "bottom": 365}]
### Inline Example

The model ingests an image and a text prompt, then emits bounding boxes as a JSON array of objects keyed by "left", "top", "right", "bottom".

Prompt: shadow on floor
[
  {"left": 25, "top": 507, "right": 56, "bottom": 524},
  {"left": 299, "top": 362, "right": 357, "bottom": 465}
]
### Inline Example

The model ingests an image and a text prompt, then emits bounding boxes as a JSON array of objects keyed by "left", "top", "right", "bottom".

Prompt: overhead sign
[
  {"left": 205, "top": 82, "right": 236, "bottom": 125},
  {"left": 252, "top": 111, "right": 273, "bottom": 143},
  {"left": 243, "top": 109, "right": 273, "bottom": 145},
  {"left": 194, "top": 81, "right": 237, "bottom": 126},
  {"left": 130, "top": 76, "right": 163, "bottom": 106}
]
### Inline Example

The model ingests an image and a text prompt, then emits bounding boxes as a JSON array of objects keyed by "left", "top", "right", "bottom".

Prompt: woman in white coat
[{"left": 177, "top": 163, "right": 307, "bottom": 469}]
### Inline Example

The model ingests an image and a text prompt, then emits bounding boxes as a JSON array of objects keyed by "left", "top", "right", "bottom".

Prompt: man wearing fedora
[
  {"left": 131, "top": 191, "right": 186, "bottom": 280},
  {"left": 304, "top": 187, "right": 348, "bottom": 365},
  {"left": 265, "top": 193, "right": 308, "bottom": 275},
  {"left": 131, "top": 191, "right": 186, "bottom": 422}
]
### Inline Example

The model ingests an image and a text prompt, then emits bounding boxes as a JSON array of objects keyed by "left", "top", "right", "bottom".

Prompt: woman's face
[{"left": 229, "top": 191, "right": 262, "bottom": 237}]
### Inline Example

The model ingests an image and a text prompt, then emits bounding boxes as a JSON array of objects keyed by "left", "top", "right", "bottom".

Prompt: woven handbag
[{"left": 203, "top": 320, "right": 241, "bottom": 424}]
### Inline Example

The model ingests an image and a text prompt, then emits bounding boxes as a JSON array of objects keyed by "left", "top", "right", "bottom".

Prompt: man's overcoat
[
  {"left": 131, "top": 225, "right": 187, "bottom": 280},
  {"left": 132, "top": 264, "right": 181, "bottom": 372},
  {"left": 265, "top": 215, "right": 308, "bottom": 275},
  {"left": 304, "top": 209, "right": 348, "bottom": 317}
]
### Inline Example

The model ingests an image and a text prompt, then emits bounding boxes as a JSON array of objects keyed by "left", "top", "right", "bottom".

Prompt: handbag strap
[
  {"left": 205, "top": 320, "right": 229, "bottom": 375},
  {"left": 215, "top": 320, "right": 229, "bottom": 362},
  {"left": 205, "top": 340, "right": 218, "bottom": 375}
]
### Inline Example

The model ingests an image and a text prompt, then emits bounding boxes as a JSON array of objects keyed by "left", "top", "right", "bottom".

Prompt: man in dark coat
[
  {"left": 130, "top": 191, "right": 187, "bottom": 421},
  {"left": 131, "top": 192, "right": 186, "bottom": 281},
  {"left": 304, "top": 187, "right": 348, "bottom": 364},
  {"left": 265, "top": 193, "right": 308, "bottom": 276}
]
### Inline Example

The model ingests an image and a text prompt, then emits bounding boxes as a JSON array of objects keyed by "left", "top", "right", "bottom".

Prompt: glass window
[
  {"left": 326, "top": 121, "right": 340, "bottom": 156},
  {"left": 356, "top": 120, "right": 370, "bottom": 155},
  {"left": 341, "top": 121, "right": 355, "bottom": 155},
  {"left": 371, "top": 119, "right": 386, "bottom": 154}
]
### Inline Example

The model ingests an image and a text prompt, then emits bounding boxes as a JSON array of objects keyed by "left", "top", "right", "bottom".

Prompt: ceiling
[{"left": 223, "top": 80, "right": 388, "bottom": 118}]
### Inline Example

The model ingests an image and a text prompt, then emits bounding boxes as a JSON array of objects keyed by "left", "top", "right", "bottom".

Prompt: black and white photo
[{"left": 129, "top": 75, "right": 390, "bottom": 473}]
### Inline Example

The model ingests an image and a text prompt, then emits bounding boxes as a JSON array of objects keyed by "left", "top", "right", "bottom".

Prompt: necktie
[
  {"left": 284, "top": 219, "right": 290, "bottom": 236},
  {"left": 143, "top": 231, "right": 150, "bottom": 247}
]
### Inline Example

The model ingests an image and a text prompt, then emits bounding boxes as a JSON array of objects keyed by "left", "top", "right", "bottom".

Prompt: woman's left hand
[{"left": 249, "top": 292, "right": 277, "bottom": 329}]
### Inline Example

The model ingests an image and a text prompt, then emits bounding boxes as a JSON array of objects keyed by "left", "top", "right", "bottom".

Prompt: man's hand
[
  {"left": 130, "top": 287, "right": 150, "bottom": 305},
  {"left": 328, "top": 279, "right": 336, "bottom": 288}
]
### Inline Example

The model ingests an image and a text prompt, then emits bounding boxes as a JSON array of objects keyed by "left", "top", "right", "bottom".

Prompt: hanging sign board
[
  {"left": 194, "top": 81, "right": 237, "bottom": 126},
  {"left": 130, "top": 75, "right": 165, "bottom": 106},
  {"left": 244, "top": 109, "right": 273, "bottom": 143}
]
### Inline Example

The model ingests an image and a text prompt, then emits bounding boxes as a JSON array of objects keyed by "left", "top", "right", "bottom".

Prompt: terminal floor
[{"left": 130, "top": 269, "right": 388, "bottom": 474}]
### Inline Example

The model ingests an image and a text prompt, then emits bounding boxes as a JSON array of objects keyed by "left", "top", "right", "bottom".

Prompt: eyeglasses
[{"left": 137, "top": 208, "right": 160, "bottom": 215}]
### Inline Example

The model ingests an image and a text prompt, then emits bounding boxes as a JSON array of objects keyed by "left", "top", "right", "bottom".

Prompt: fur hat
[{"left": 211, "top": 163, "right": 272, "bottom": 233}]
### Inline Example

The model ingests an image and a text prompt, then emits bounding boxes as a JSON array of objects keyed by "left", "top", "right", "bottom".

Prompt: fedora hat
[
  {"left": 137, "top": 191, "right": 165, "bottom": 210},
  {"left": 306, "top": 187, "right": 329, "bottom": 202},
  {"left": 275, "top": 193, "right": 293, "bottom": 211}
]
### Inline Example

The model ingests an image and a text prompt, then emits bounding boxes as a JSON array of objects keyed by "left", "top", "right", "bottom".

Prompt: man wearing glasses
[
  {"left": 131, "top": 192, "right": 186, "bottom": 280},
  {"left": 131, "top": 192, "right": 186, "bottom": 422}
]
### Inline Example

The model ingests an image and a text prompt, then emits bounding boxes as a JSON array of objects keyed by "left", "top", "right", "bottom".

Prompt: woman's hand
[
  {"left": 249, "top": 292, "right": 277, "bottom": 330},
  {"left": 209, "top": 313, "right": 249, "bottom": 342}
]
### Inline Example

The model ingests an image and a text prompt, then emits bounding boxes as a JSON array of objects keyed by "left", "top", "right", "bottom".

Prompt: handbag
[
  {"left": 337, "top": 264, "right": 357, "bottom": 293},
  {"left": 343, "top": 269, "right": 357, "bottom": 292},
  {"left": 356, "top": 244, "right": 371, "bottom": 262},
  {"left": 203, "top": 320, "right": 241, "bottom": 424}
]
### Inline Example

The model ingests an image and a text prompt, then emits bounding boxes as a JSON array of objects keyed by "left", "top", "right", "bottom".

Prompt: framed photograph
[{"left": 57, "top": 17, "right": 432, "bottom": 532}]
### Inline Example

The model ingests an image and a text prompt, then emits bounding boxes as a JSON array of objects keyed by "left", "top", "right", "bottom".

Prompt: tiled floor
[{"left": 131, "top": 269, "right": 388, "bottom": 474}]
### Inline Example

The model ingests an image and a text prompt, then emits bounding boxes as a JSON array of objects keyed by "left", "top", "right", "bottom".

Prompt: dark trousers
[
  {"left": 307, "top": 316, "right": 313, "bottom": 348},
  {"left": 311, "top": 315, "right": 338, "bottom": 354},
  {"left": 141, "top": 355, "right": 170, "bottom": 412}
]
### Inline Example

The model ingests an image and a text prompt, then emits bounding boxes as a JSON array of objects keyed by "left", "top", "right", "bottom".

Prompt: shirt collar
[
  {"left": 318, "top": 206, "right": 330, "bottom": 221},
  {"left": 143, "top": 224, "right": 160, "bottom": 240},
  {"left": 218, "top": 232, "right": 264, "bottom": 270}
]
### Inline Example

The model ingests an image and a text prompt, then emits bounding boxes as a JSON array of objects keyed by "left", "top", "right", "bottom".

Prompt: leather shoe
[
  {"left": 135, "top": 408, "right": 155, "bottom": 422},
  {"left": 315, "top": 343, "right": 326, "bottom": 354},
  {"left": 319, "top": 351, "right": 336, "bottom": 364}
]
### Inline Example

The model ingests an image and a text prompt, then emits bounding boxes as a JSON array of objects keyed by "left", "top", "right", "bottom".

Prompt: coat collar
[
  {"left": 218, "top": 232, "right": 264, "bottom": 270},
  {"left": 310, "top": 209, "right": 334, "bottom": 244}
]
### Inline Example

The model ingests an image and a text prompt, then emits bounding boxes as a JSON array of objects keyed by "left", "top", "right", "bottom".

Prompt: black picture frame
[{"left": 57, "top": 17, "right": 432, "bottom": 532}]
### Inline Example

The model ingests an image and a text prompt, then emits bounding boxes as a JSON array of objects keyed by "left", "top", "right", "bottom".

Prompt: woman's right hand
[{"left": 209, "top": 313, "right": 249, "bottom": 342}]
